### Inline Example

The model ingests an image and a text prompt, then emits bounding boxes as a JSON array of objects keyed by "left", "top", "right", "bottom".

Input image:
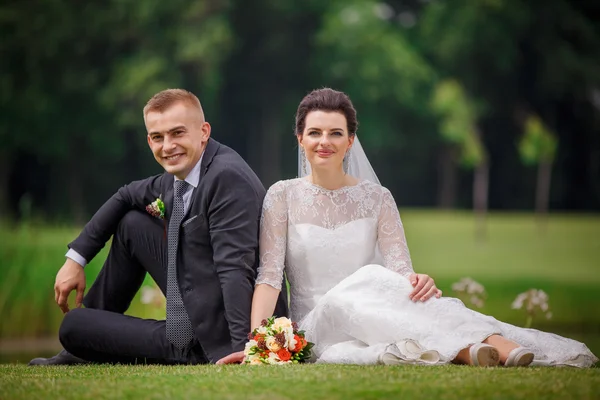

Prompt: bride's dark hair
[{"left": 295, "top": 88, "right": 358, "bottom": 136}]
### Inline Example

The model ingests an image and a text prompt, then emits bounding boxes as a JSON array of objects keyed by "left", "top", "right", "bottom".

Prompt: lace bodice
[{"left": 256, "top": 178, "right": 415, "bottom": 321}]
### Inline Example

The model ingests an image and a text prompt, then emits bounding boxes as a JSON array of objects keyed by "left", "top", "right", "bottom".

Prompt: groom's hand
[
  {"left": 54, "top": 258, "right": 86, "bottom": 313},
  {"left": 216, "top": 351, "right": 245, "bottom": 365},
  {"left": 408, "top": 273, "right": 442, "bottom": 302}
]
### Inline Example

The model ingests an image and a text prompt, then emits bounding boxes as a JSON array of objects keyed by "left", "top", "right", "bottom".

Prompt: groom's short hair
[{"left": 143, "top": 89, "right": 204, "bottom": 120}]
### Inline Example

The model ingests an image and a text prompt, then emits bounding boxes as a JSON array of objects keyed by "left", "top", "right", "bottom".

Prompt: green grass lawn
[{"left": 1, "top": 364, "right": 599, "bottom": 400}]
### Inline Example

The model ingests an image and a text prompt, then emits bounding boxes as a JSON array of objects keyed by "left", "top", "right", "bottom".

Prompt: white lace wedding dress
[{"left": 255, "top": 178, "right": 598, "bottom": 367}]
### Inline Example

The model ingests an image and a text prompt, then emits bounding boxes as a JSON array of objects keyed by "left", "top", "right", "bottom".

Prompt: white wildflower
[
  {"left": 511, "top": 293, "right": 527, "bottom": 309},
  {"left": 512, "top": 289, "right": 552, "bottom": 327},
  {"left": 140, "top": 286, "right": 155, "bottom": 305},
  {"left": 452, "top": 277, "right": 487, "bottom": 308},
  {"left": 140, "top": 285, "right": 164, "bottom": 308}
]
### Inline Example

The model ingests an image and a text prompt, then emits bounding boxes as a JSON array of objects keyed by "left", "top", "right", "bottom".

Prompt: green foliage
[
  {"left": 316, "top": 0, "right": 434, "bottom": 107},
  {"left": 0, "top": 224, "right": 163, "bottom": 338},
  {"left": 518, "top": 115, "right": 558, "bottom": 166},
  {"left": 1, "top": 0, "right": 600, "bottom": 217}
]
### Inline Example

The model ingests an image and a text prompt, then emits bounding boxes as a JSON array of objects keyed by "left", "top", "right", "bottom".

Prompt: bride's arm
[
  {"left": 251, "top": 284, "right": 281, "bottom": 330},
  {"left": 252, "top": 181, "right": 288, "bottom": 329},
  {"left": 377, "top": 187, "right": 441, "bottom": 302},
  {"left": 376, "top": 187, "right": 415, "bottom": 277}
]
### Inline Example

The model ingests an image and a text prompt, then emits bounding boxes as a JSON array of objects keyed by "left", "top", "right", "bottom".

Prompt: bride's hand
[{"left": 408, "top": 273, "right": 442, "bottom": 302}]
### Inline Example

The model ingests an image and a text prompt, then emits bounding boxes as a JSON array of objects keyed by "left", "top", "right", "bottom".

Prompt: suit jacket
[{"left": 69, "top": 138, "right": 289, "bottom": 362}]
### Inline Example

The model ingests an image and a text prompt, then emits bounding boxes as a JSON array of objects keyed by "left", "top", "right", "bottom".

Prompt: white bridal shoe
[
  {"left": 469, "top": 344, "right": 500, "bottom": 367},
  {"left": 504, "top": 347, "right": 534, "bottom": 367}
]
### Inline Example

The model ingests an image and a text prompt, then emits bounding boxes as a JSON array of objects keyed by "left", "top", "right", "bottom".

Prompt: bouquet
[{"left": 243, "top": 316, "right": 314, "bottom": 365}]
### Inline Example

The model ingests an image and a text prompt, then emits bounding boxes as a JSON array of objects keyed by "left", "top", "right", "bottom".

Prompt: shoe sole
[
  {"left": 476, "top": 346, "right": 500, "bottom": 367},
  {"left": 512, "top": 352, "right": 534, "bottom": 367}
]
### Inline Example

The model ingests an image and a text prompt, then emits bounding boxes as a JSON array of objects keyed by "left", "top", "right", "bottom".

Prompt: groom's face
[{"left": 145, "top": 102, "right": 210, "bottom": 179}]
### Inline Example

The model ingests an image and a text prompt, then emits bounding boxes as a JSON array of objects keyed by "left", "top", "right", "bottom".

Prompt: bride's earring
[
  {"left": 343, "top": 148, "right": 352, "bottom": 174},
  {"left": 301, "top": 147, "right": 308, "bottom": 176}
]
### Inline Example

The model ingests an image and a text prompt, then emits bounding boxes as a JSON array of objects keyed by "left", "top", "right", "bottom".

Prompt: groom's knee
[
  {"left": 116, "top": 210, "right": 161, "bottom": 242},
  {"left": 59, "top": 308, "right": 87, "bottom": 350}
]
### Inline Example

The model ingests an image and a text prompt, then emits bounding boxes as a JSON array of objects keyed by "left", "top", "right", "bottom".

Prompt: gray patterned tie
[{"left": 166, "top": 180, "right": 195, "bottom": 349}]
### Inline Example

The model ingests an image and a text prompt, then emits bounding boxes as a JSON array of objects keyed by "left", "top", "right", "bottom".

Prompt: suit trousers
[{"left": 59, "top": 210, "right": 207, "bottom": 364}]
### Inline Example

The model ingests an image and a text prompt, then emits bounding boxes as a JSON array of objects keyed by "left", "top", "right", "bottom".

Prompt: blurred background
[{"left": 1, "top": 0, "right": 598, "bottom": 363}]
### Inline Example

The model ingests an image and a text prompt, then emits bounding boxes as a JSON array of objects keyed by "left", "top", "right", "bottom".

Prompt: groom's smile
[{"left": 164, "top": 153, "right": 185, "bottom": 162}]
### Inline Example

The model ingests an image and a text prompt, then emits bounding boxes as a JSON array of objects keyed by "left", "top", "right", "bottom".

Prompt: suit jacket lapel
[
  {"left": 188, "top": 139, "right": 220, "bottom": 213},
  {"left": 199, "top": 138, "right": 220, "bottom": 181}
]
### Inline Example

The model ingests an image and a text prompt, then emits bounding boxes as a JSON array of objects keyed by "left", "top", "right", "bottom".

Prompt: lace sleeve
[
  {"left": 256, "top": 181, "right": 288, "bottom": 290},
  {"left": 377, "top": 188, "right": 415, "bottom": 278}
]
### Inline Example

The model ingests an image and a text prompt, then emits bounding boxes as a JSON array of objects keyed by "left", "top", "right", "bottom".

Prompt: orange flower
[
  {"left": 254, "top": 334, "right": 265, "bottom": 341},
  {"left": 293, "top": 335, "right": 304, "bottom": 352},
  {"left": 277, "top": 348, "right": 292, "bottom": 361}
]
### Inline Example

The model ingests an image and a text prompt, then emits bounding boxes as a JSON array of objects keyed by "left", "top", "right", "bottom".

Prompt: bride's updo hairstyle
[{"left": 295, "top": 88, "right": 358, "bottom": 137}]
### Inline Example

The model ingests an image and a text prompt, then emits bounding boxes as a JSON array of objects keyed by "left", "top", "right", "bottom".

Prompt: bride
[{"left": 218, "top": 88, "right": 598, "bottom": 367}]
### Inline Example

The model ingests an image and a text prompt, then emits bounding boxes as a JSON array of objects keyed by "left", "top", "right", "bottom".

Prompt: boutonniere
[{"left": 146, "top": 195, "right": 166, "bottom": 219}]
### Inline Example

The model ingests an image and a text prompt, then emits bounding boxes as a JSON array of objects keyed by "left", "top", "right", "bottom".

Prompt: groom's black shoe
[{"left": 28, "top": 349, "right": 89, "bottom": 366}]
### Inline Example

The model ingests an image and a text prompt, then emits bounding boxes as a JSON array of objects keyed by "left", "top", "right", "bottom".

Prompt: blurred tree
[
  {"left": 1, "top": 0, "right": 600, "bottom": 222},
  {"left": 0, "top": 0, "right": 232, "bottom": 222},
  {"left": 309, "top": 0, "right": 439, "bottom": 202},
  {"left": 419, "top": 0, "right": 600, "bottom": 210},
  {"left": 519, "top": 115, "right": 558, "bottom": 228},
  {"left": 432, "top": 79, "right": 489, "bottom": 240},
  {"left": 216, "top": 0, "right": 326, "bottom": 185}
]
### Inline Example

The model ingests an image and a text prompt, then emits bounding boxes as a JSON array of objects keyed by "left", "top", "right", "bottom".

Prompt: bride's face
[{"left": 298, "top": 111, "right": 354, "bottom": 172}]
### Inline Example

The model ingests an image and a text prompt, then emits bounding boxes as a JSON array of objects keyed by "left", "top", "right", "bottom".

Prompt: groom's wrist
[{"left": 65, "top": 249, "right": 87, "bottom": 268}]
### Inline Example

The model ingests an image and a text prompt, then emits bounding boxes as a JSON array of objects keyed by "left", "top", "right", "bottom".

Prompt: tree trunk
[
  {"left": 437, "top": 145, "right": 458, "bottom": 209},
  {"left": 0, "top": 154, "right": 10, "bottom": 221},
  {"left": 259, "top": 106, "right": 281, "bottom": 186},
  {"left": 535, "top": 160, "right": 552, "bottom": 233},
  {"left": 473, "top": 161, "right": 489, "bottom": 243}
]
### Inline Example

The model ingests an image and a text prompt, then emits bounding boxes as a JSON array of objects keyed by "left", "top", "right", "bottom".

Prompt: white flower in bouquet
[
  {"left": 286, "top": 328, "right": 298, "bottom": 351},
  {"left": 451, "top": 277, "right": 487, "bottom": 308},
  {"left": 245, "top": 353, "right": 262, "bottom": 365},
  {"left": 265, "top": 336, "right": 282, "bottom": 352},
  {"left": 267, "top": 351, "right": 282, "bottom": 364},
  {"left": 244, "top": 340, "right": 258, "bottom": 353},
  {"left": 512, "top": 289, "right": 552, "bottom": 328},
  {"left": 256, "top": 325, "right": 268, "bottom": 335},
  {"left": 272, "top": 317, "right": 293, "bottom": 331}
]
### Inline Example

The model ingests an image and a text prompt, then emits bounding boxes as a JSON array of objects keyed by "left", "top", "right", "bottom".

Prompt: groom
[{"left": 29, "top": 89, "right": 288, "bottom": 365}]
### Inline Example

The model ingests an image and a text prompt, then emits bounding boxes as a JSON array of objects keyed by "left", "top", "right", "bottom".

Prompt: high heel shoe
[
  {"left": 469, "top": 343, "right": 500, "bottom": 367},
  {"left": 504, "top": 347, "right": 534, "bottom": 367}
]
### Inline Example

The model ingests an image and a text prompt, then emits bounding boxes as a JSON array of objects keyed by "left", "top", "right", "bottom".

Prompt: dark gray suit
[{"left": 60, "top": 138, "right": 288, "bottom": 364}]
